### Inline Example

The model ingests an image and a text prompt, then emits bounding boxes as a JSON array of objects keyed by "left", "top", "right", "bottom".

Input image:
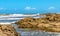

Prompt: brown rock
[
  {"left": 15, "top": 13, "right": 60, "bottom": 32},
  {"left": 0, "top": 25, "right": 20, "bottom": 36}
]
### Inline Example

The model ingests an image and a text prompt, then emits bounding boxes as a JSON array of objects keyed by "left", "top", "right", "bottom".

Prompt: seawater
[
  {"left": 0, "top": 14, "right": 59, "bottom": 36},
  {"left": 0, "top": 14, "right": 41, "bottom": 36}
]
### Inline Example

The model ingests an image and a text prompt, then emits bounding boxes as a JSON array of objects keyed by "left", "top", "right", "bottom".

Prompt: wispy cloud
[
  {"left": 0, "top": 8, "right": 4, "bottom": 10},
  {"left": 0, "top": 8, "right": 7, "bottom": 10},
  {"left": 32, "top": 8, "right": 36, "bottom": 10},
  {"left": 48, "top": 6, "right": 55, "bottom": 10},
  {"left": 25, "top": 6, "right": 36, "bottom": 10},
  {"left": 14, "top": 8, "right": 17, "bottom": 10}
]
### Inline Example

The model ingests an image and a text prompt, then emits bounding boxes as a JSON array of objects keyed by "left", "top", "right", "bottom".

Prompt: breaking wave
[{"left": 0, "top": 13, "right": 40, "bottom": 24}]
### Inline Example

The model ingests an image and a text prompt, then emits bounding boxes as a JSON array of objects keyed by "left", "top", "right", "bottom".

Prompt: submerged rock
[{"left": 0, "top": 25, "right": 20, "bottom": 36}]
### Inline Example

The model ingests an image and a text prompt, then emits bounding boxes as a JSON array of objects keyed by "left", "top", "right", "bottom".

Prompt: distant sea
[{"left": 0, "top": 10, "right": 59, "bottom": 14}]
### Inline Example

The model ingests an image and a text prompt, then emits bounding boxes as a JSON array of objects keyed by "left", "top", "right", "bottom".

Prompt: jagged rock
[
  {"left": 15, "top": 13, "right": 60, "bottom": 32},
  {"left": 0, "top": 25, "right": 20, "bottom": 36},
  {"left": 15, "top": 17, "right": 38, "bottom": 28},
  {"left": 45, "top": 13, "right": 60, "bottom": 21}
]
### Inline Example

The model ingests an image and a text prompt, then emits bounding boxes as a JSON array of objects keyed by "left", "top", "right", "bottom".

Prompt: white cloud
[
  {"left": 32, "top": 8, "right": 36, "bottom": 10},
  {"left": 14, "top": 8, "right": 17, "bottom": 10},
  {"left": 25, "top": 7, "right": 31, "bottom": 10},
  {"left": 25, "top": 6, "right": 36, "bottom": 10},
  {"left": 0, "top": 8, "right": 4, "bottom": 10},
  {"left": 0, "top": 8, "right": 7, "bottom": 10},
  {"left": 48, "top": 7, "right": 55, "bottom": 10}
]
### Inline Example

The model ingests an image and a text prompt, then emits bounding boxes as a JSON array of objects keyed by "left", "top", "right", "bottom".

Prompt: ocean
[
  {"left": 0, "top": 14, "right": 41, "bottom": 36},
  {"left": 0, "top": 14, "right": 60, "bottom": 36}
]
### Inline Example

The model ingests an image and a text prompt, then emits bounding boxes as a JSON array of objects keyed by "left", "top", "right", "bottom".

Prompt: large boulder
[
  {"left": 15, "top": 13, "right": 60, "bottom": 32},
  {"left": 15, "top": 17, "right": 38, "bottom": 28},
  {"left": 0, "top": 25, "right": 20, "bottom": 36}
]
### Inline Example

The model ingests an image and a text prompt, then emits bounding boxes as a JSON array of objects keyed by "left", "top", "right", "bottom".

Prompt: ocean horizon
[{"left": 0, "top": 11, "right": 60, "bottom": 14}]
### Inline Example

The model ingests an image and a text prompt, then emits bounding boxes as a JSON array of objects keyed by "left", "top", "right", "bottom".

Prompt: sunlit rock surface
[
  {"left": 0, "top": 25, "right": 20, "bottom": 36},
  {"left": 15, "top": 13, "right": 60, "bottom": 32}
]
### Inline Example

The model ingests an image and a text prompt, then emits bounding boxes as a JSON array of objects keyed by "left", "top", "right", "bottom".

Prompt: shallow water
[
  {"left": 12, "top": 24, "right": 60, "bottom": 36},
  {"left": 12, "top": 24, "right": 41, "bottom": 36}
]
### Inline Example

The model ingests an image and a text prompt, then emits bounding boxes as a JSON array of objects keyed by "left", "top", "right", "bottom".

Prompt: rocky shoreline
[
  {"left": 15, "top": 13, "right": 60, "bottom": 32},
  {"left": 0, "top": 25, "right": 20, "bottom": 36}
]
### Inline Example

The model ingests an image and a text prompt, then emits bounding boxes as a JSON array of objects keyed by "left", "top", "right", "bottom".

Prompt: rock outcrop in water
[
  {"left": 0, "top": 25, "right": 20, "bottom": 36},
  {"left": 15, "top": 13, "right": 60, "bottom": 32}
]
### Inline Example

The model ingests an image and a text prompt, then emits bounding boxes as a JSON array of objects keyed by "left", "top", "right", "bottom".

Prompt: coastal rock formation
[
  {"left": 15, "top": 17, "right": 38, "bottom": 28},
  {"left": 0, "top": 25, "right": 20, "bottom": 36},
  {"left": 15, "top": 13, "right": 60, "bottom": 32}
]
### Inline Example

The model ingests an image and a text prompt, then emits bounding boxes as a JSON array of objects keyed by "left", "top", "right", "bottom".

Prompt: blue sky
[{"left": 0, "top": 0, "right": 60, "bottom": 14}]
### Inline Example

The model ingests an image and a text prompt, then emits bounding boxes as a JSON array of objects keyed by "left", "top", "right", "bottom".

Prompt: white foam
[
  {"left": 0, "top": 14, "right": 40, "bottom": 18},
  {"left": 0, "top": 18, "right": 24, "bottom": 20},
  {"left": 0, "top": 22, "right": 11, "bottom": 25},
  {"left": 0, "top": 21, "right": 16, "bottom": 25},
  {"left": 0, "top": 14, "right": 40, "bottom": 24}
]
